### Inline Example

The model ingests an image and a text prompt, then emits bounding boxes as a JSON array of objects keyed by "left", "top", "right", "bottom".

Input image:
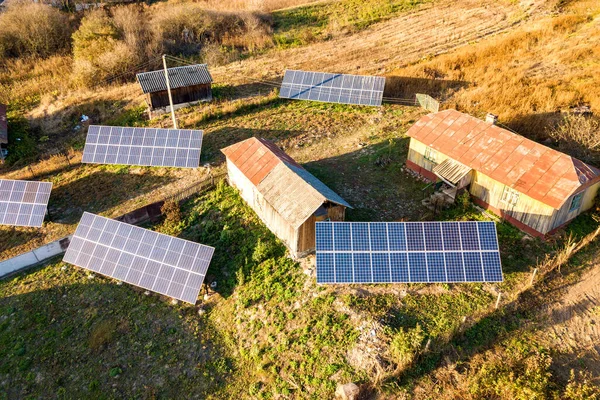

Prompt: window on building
[
  {"left": 424, "top": 146, "right": 437, "bottom": 163},
  {"left": 569, "top": 192, "right": 583, "bottom": 212},
  {"left": 500, "top": 186, "right": 520, "bottom": 207}
]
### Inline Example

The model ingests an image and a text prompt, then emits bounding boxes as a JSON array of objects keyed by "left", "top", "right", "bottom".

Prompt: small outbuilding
[
  {"left": 221, "top": 137, "right": 351, "bottom": 258},
  {"left": 405, "top": 109, "right": 600, "bottom": 237},
  {"left": 136, "top": 64, "right": 212, "bottom": 114},
  {"left": 0, "top": 104, "right": 7, "bottom": 160}
]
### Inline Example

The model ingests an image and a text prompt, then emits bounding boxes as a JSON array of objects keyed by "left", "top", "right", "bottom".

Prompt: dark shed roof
[
  {"left": 136, "top": 64, "right": 213, "bottom": 94},
  {"left": 0, "top": 104, "right": 7, "bottom": 144}
]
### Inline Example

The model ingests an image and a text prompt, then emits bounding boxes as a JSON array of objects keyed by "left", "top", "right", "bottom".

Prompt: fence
[
  {"left": 0, "top": 173, "right": 226, "bottom": 279},
  {"left": 416, "top": 93, "right": 441, "bottom": 113}
]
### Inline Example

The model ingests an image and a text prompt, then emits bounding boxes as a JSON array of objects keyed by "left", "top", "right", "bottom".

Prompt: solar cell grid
[
  {"left": 280, "top": 69, "right": 385, "bottom": 106},
  {"left": 315, "top": 221, "right": 503, "bottom": 284},
  {"left": 0, "top": 179, "right": 52, "bottom": 227},
  {"left": 63, "top": 212, "right": 215, "bottom": 304},
  {"left": 82, "top": 125, "right": 203, "bottom": 168}
]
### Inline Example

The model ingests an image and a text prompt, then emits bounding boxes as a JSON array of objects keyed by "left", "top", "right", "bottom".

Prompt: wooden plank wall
[
  {"left": 149, "top": 84, "right": 211, "bottom": 109},
  {"left": 296, "top": 204, "right": 346, "bottom": 254},
  {"left": 227, "top": 160, "right": 300, "bottom": 256}
]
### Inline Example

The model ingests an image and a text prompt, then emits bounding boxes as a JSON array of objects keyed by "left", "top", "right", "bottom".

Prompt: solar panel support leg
[
  {"left": 162, "top": 55, "right": 178, "bottom": 130},
  {"left": 529, "top": 268, "right": 538, "bottom": 286},
  {"left": 495, "top": 292, "right": 502, "bottom": 309}
]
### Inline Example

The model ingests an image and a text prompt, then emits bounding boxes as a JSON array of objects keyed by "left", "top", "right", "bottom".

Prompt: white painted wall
[{"left": 0, "top": 235, "right": 71, "bottom": 279}]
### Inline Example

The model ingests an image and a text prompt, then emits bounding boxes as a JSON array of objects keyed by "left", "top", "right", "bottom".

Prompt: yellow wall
[{"left": 407, "top": 138, "right": 600, "bottom": 234}]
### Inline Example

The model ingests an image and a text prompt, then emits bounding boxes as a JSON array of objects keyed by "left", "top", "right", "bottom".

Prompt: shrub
[
  {"left": 548, "top": 113, "right": 600, "bottom": 164},
  {"left": 468, "top": 337, "right": 553, "bottom": 399},
  {"left": 72, "top": 7, "right": 154, "bottom": 86},
  {"left": 0, "top": 3, "right": 72, "bottom": 59},
  {"left": 389, "top": 324, "right": 426, "bottom": 371},
  {"left": 151, "top": 5, "right": 272, "bottom": 57}
]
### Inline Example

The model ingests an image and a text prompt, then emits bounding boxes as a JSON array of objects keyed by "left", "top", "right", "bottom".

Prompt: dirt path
[
  {"left": 540, "top": 250, "right": 600, "bottom": 379},
  {"left": 214, "top": 0, "right": 549, "bottom": 82}
]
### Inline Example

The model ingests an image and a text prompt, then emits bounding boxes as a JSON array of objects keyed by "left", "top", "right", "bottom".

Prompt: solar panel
[
  {"left": 316, "top": 221, "right": 503, "bottom": 284},
  {"left": 63, "top": 212, "right": 215, "bottom": 304},
  {"left": 279, "top": 69, "right": 386, "bottom": 106},
  {"left": 82, "top": 125, "right": 203, "bottom": 168},
  {"left": 0, "top": 179, "right": 52, "bottom": 227}
]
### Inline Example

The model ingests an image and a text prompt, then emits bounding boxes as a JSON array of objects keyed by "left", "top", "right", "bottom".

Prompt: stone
[{"left": 335, "top": 383, "right": 360, "bottom": 400}]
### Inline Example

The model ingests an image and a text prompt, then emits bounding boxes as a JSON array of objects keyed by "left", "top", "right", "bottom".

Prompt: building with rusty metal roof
[
  {"left": 222, "top": 137, "right": 351, "bottom": 257},
  {"left": 136, "top": 64, "right": 212, "bottom": 113},
  {"left": 405, "top": 109, "right": 600, "bottom": 237}
]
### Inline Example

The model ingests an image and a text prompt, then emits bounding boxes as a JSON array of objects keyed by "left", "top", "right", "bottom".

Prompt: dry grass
[
  {"left": 197, "top": 0, "right": 326, "bottom": 12},
  {"left": 391, "top": 0, "right": 600, "bottom": 139}
]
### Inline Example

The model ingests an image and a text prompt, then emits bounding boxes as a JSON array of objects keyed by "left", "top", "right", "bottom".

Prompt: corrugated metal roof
[
  {"left": 222, "top": 137, "right": 351, "bottom": 228},
  {"left": 407, "top": 110, "right": 600, "bottom": 209},
  {"left": 0, "top": 104, "right": 7, "bottom": 144},
  {"left": 136, "top": 64, "right": 212, "bottom": 94},
  {"left": 433, "top": 158, "right": 471, "bottom": 185}
]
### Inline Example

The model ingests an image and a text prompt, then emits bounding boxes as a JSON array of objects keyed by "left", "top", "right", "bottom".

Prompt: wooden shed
[
  {"left": 405, "top": 109, "right": 600, "bottom": 237},
  {"left": 0, "top": 104, "right": 7, "bottom": 161},
  {"left": 221, "top": 137, "right": 351, "bottom": 258},
  {"left": 136, "top": 64, "right": 212, "bottom": 112}
]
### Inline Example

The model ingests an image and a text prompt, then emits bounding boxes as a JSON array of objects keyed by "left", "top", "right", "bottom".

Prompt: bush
[
  {"left": 0, "top": 3, "right": 72, "bottom": 59},
  {"left": 389, "top": 324, "right": 426, "bottom": 370},
  {"left": 152, "top": 5, "right": 272, "bottom": 57},
  {"left": 468, "top": 337, "right": 553, "bottom": 399},
  {"left": 548, "top": 113, "right": 600, "bottom": 164},
  {"left": 72, "top": 7, "right": 155, "bottom": 87}
]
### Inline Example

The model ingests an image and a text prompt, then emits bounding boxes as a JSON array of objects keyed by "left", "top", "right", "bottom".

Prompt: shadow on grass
[
  {"left": 0, "top": 226, "right": 44, "bottom": 256},
  {"left": 303, "top": 137, "right": 427, "bottom": 221},
  {"left": 48, "top": 169, "right": 173, "bottom": 224},
  {"left": 0, "top": 258, "right": 233, "bottom": 399},
  {"left": 202, "top": 126, "right": 307, "bottom": 163},
  {"left": 384, "top": 75, "right": 470, "bottom": 100}
]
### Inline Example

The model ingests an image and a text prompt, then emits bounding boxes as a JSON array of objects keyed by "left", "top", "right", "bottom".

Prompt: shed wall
[
  {"left": 147, "top": 84, "right": 212, "bottom": 110},
  {"left": 296, "top": 204, "right": 346, "bottom": 256},
  {"left": 226, "top": 160, "right": 299, "bottom": 255}
]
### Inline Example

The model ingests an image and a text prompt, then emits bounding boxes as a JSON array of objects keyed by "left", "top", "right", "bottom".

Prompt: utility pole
[{"left": 162, "top": 54, "right": 178, "bottom": 129}]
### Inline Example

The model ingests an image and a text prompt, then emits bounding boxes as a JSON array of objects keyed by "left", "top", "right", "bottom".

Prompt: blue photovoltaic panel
[
  {"left": 0, "top": 179, "right": 52, "bottom": 227},
  {"left": 82, "top": 125, "right": 203, "bottom": 168},
  {"left": 279, "top": 70, "right": 385, "bottom": 106},
  {"left": 63, "top": 212, "right": 215, "bottom": 304},
  {"left": 315, "top": 221, "right": 503, "bottom": 284}
]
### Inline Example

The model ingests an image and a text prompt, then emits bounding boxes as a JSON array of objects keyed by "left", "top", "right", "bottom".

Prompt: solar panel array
[
  {"left": 63, "top": 212, "right": 215, "bottom": 304},
  {"left": 279, "top": 70, "right": 385, "bottom": 106},
  {"left": 316, "top": 221, "right": 502, "bottom": 284},
  {"left": 0, "top": 179, "right": 52, "bottom": 227},
  {"left": 82, "top": 125, "right": 203, "bottom": 168}
]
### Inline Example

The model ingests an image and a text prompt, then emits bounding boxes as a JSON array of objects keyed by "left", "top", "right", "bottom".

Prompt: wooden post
[
  {"left": 530, "top": 268, "right": 538, "bottom": 286},
  {"left": 162, "top": 55, "right": 178, "bottom": 129},
  {"left": 495, "top": 292, "right": 502, "bottom": 309}
]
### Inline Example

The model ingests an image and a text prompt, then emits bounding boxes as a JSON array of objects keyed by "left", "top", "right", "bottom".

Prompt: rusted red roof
[
  {"left": 221, "top": 137, "right": 351, "bottom": 227},
  {"left": 0, "top": 104, "right": 7, "bottom": 144},
  {"left": 406, "top": 110, "right": 600, "bottom": 209}
]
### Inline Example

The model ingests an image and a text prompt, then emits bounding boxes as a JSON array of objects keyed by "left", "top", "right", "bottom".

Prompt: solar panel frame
[
  {"left": 0, "top": 179, "right": 52, "bottom": 227},
  {"left": 82, "top": 126, "right": 203, "bottom": 168},
  {"left": 63, "top": 212, "right": 215, "bottom": 304},
  {"left": 280, "top": 69, "right": 386, "bottom": 106},
  {"left": 316, "top": 221, "right": 503, "bottom": 284}
]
